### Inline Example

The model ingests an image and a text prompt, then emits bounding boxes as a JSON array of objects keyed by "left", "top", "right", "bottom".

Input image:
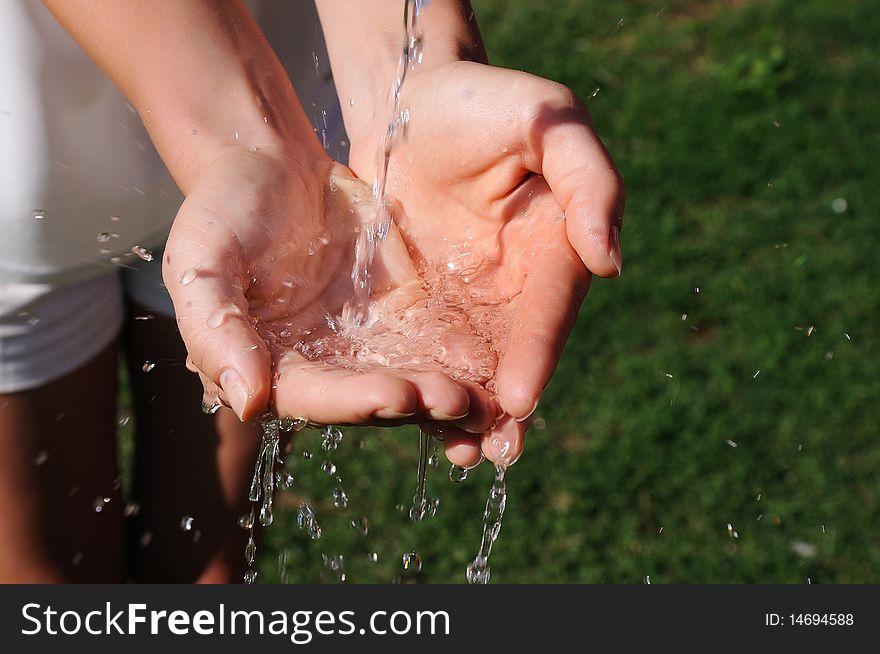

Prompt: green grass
[
  {"left": 132, "top": 0, "right": 880, "bottom": 583},
  {"left": 254, "top": 0, "right": 880, "bottom": 584}
]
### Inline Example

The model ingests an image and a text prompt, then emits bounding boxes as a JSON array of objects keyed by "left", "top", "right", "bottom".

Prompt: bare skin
[
  {"left": 11, "top": 0, "right": 626, "bottom": 583},
  {"left": 0, "top": 307, "right": 264, "bottom": 583},
  {"left": 0, "top": 341, "right": 122, "bottom": 582}
]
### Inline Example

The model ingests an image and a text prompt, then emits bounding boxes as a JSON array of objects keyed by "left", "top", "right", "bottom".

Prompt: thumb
[{"left": 163, "top": 203, "right": 271, "bottom": 421}]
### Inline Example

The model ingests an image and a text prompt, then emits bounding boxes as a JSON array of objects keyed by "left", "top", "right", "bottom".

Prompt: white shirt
[{"left": 0, "top": 0, "right": 344, "bottom": 286}]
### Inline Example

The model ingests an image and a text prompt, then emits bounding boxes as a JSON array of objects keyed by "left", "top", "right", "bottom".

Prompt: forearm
[
  {"left": 43, "top": 0, "right": 319, "bottom": 192},
  {"left": 314, "top": 0, "right": 487, "bottom": 141}
]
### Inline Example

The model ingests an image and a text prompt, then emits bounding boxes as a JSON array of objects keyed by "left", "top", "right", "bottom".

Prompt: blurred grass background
[{"left": 125, "top": 0, "right": 880, "bottom": 583}]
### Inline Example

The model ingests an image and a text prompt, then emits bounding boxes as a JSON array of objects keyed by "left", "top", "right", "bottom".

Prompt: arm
[
  {"left": 43, "top": 0, "right": 320, "bottom": 192},
  {"left": 315, "top": 0, "right": 486, "bottom": 147},
  {"left": 43, "top": 0, "right": 323, "bottom": 419}
]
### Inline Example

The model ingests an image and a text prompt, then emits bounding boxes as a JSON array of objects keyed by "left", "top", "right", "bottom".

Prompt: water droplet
[
  {"left": 296, "top": 502, "right": 322, "bottom": 540},
  {"left": 321, "top": 425, "right": 343, "bottom": 452},
  {"left": 321, "top": 460, "right": 337, "bottom": 476},
  {"left": 278, "top": 416, "right": 307, "bottom": 432},
  {"left": 466, "top": 555, "right": 490, "bottom": 584},
  {"left": 110, "top": 215, "right": 120, "bottom": 222},
  {"left": 237, "top": 509, "right": 255, "bottom": 530},
  {"left": 831, "top": 198, "right": 848, "bottom": 213},
  {"left": 302, "top": 449, "right": 313, "bottom": 460},
  {"left": 123, "top": 502, "right": 140, "bottom": 517},
  {"left": 206, "top": 306, "right": 237, "bottom": 329},
  {"left": 322, "top": 554, "right": 346, "bottom": 582},
  {"left": 333, "top": 486, "right": 349, "bottom": 509},
  {"left": 409, "top": 499, "right": 427, "bottom": 522},
  {"left": 201, "top": 400, "right": 222, "bottom": 415},
  {"left": 244, "top": 569, "right": 257, "bottom": 584},
  {"left": 179, "top": 268, "right": 197, "bottom": 285},
  {"left": 32, "top": 209, "right": 45, "bottom": 220},
  {"left": 248, "top": 144, "right": 259, "bottom": 153},
  {"left": 142, "top": 361, "right": 156, "bottom": 373},
  {"left": 131, "top": 245, "right": 154, "bottom": 261},
  {"left": 275, "top": 471, "right": 294, "bottom": 489},
  {"left": 449, "top": 464, "right": 468, "bottom": 483},
  {"left": 180, "top": 515, "right": 195, "bottom": 532},
  {"left": 33, "top": 450, "right": 49, "bottom": 466},
  {"left": 402, "top": 552, "right": 422, "bottom": 573},
  {"left": 93, "top": 496, "right": 111, "bottom": 513},
  {"left": 350, "top": 516, "right": 369, "bottom": 535},
  {"left": 367, "top": 552, "right": 378, "bottom": 563},
  {"left": 245, "top": 535, "right": 256, "bottom": 564}
]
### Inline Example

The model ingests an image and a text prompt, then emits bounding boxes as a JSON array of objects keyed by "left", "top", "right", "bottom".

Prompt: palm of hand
[
  {"left": 168, "top": 62, "right": 620, "bottom": 467},
  {"left": 346, "top": 61, "right": 604, "bottom": 462},
  {"left": 166, "top": 153, "right": 496, "bottom": 434}
]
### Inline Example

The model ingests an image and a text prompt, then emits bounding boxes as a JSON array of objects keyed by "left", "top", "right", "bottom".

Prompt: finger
[
  {"left": 452, "top": 381, "right": 500, "bottom": 434},
  {"left": 420, "top": 424, "right": 483, "bottom": 468},
  {"left": 163, "top": 206, "right": 271, "bottom": 421},
  {"left": 395, "top": 371, "right": 470, "bottom": 421},
  {"left": 495, "top": 231, "right": 590, "bottom": 419},
  {"left": 273, "top": 355, "right": 421, "bottom": 424},
  {"left": 481, "top": 415, "right": 527, "bottom": 466},
  {"left": 522, "top": 88, "right": 625, "bottom": 278}
]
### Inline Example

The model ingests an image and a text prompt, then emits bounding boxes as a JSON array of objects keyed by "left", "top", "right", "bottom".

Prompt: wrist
[
  {"left": 317, "top": 0, "right": 486, "bottom": 147},
  {"left": 156, "top": 76, "right": 324, "bottom": 193}
]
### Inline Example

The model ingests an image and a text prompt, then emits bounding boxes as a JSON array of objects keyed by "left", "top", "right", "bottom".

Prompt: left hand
[{"left": 346, "top": 61, "right": 626, "bottom": 467}]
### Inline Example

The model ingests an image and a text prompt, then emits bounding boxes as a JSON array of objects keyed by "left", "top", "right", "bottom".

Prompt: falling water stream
[
  {"left": 466, "top": 464, "right": 507, "bottom": 584},
  {"left": 344, "top": 0, "right": 426, "bottom": 324}
]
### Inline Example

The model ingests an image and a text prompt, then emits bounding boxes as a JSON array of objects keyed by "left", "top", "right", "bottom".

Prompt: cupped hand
[
  {"left": 162, "top": 145, "right": 496, "bottom": 430},
  {"left": 346, "top": 61, "right": 626, "bottom": 466}
]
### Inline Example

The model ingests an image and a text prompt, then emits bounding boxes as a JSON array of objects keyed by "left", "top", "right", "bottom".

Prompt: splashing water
[
  {"left": 409, "top": 430, "right": 431, "bottom": 521},
  {"left": 402, "top": 551, "right": 422, "bottom": 574},
  {"left": 297, "top": 502, "right": 323, "bottom": 540},
  {"left": 280, "top": 264, "right": 507, "bottom": 387},
  {"left": 466, "top": 464, "right": 508, "bottom": 584},
  {"left": 240, "top": 413, "right": 306, "bottom": 584},
  {"left": 449, "top": 464, "right": 468, "bottom": 483},
  {"left": 322, "top": 554, "right": 347, "bottom": 583},
  {"left": 345, "top": 0, "right": 428, "bottom": 324}
]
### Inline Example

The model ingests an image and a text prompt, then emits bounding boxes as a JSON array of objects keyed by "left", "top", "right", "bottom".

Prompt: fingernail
[
  {"left": 464, "top": 453, "right": 485, "bottom": 471},
  {"left": 374, "top": 407, "right": 417, "bottom": 420},
  {"left": 515, "top": 399, "right": 539, "bottom": 423},
  {"left": 608, "top": 224, "right": 622, "bottom": 276},
  {"left": 220, "top": 369, "right": 249, "bottom": 420},
  {"left": 429, "top": 410, "right": 470, "bottom": 421}
]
